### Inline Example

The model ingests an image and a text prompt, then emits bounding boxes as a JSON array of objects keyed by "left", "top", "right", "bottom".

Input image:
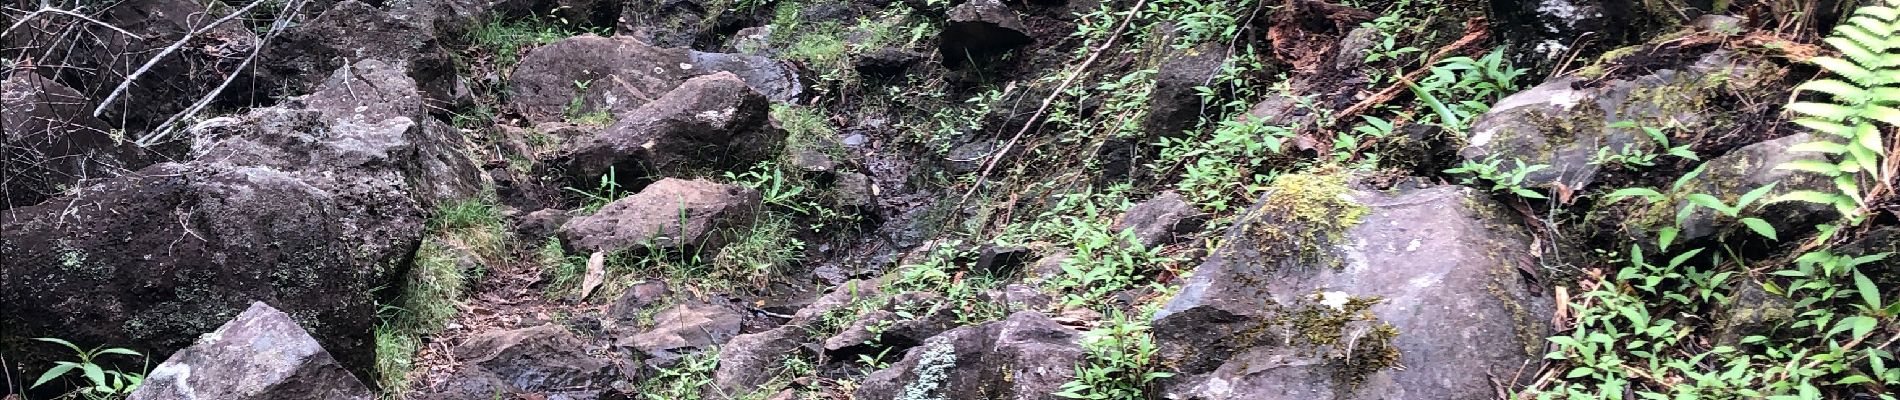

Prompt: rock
[
  {"left": 1589, "top": 133, "right": 1837, "bottom": 247},
  {"left": 606, "top": 281, "right": 675, "bottom": 324},
  {"left": 821, "top": 292, "right": 960, "bottom": 361},
  {"left": 0, "top": 162, "right": 417, "bottom": 381},
  {"left": 1113, "top": 191, "right": 1205, "bottom": 248},
  {"left": 509, "top": 35, "right": 694, "bottom": 123},
  {"left": 729, "top": 26, "right": 775, "bottom": 54},
  {"left": 986, "top": 284, "right": 1055, "bottom": 311},
  {"left": 833, "top": 172, "right": 876, "bottom": 207},
  {"left": 426, "top": 325, "right": 621, "bottom": 398},
  {"left": 198, "top": 59, "right": 486, "bottom": 207},
  {"left": 126, "top": 303, "right": 372, "bottom": 400},
  {"left": 855, "top": 48, "right": 926, "bottom": 78},
  {"left": 558, "top": 178, "right": 762, "bottom": 254},
  {"left": 0, "top": 60, "right": 481, "bottom": 379},
  {"left": 1710, "top": 282, "right": 1796, "bottom": 347},
  {"left": 1332, "top": 27, "right": 1380, "bottom": 72},
  {"left": 619, "top": 301, "right": 745, "bottom": 369},
  {"left": 1146, "top": 43, "right": 1227, "bottom": 138},
  {"left": 1, "top": 73, "right": 151, "bottom": 209},
  {"left": 260, "top": 1, "right": 468, "bottom": 110},
  {"left": 1460, "top": 50, "right": 1785, "bottom": 190},
  {"left": 853, "top": 311, "right": 1084, "bottom": 400},
  {"left": 617, "top": 0, "right": 717, "bottom": 48},
  {"left": 1492, "top": 0, "right": 1611, "bottom": 69},
  {"left": 712, "top": 280, "right": 882, "bottom": 394},
  {"left": 940, "top": 0, "right": 1033, "bottom": 65},
  {"left": 508, "top": 35, "right": 801, "bottom": 123},
  {"left": 515, "top": 208, "right": 576, "bottom": 239},
  {"left": 3, "top": 0, "right": 258, "bottom": 132},
  {"left": 790, "top": 148, "right": 838, "bottom": 172},
  {"left": 1154, "top": 174, "right": 1553, "bottom": 399},
  {"left": 686, "top": 51, "right": 805, "bottom": 103},
  {"left": 708, "top": 325, "right": 808, "bottom": 396},
  {"left": 556, "top": 72, "right": 785, "bottom": 184}
]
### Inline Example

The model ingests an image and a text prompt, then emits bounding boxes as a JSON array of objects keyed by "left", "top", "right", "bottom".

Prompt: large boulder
[
  {"left": 421, "top": 324, "right": 622, "bottom": 399},
  {"left": 1113, "top": 191, "right": 1206, "bottom": 248},
  {"left": 712, "top": 280, "right": 882, "bottom": 395},
  {"left": 1154, "top": 173, "right": 1553, "bottom": 399},
  {"left": 554, "top": 72, "right": 786, "bottom": 184},
  {"left": 940, "top": 0, "right": 1033, "bottom": 65},
  {"left": 259, "top": 0, "right": 469, "bottom": 110},
  {"left": 853, "top": 311, "right": 1085, "bottom": 400},
  {"left": 1, "top": 73, "right": 152, "bottom": 209},
  {"left": 0, "top": 59, "right": 481, "bottom": 380},
  {"left": 619, "top": 301, "right": 746, "bottom": 369},
  {"left": 558, "top": 178, "right": 762, "bottom": 254},
  {"left": 126, "top": 302, "right": 373, "bottom": 400},
  {"left": 3, "top": 0, "right": 258, "bottom": 132},
  {"left": 1459, "top": 49, "right": 1787, "bottom": 190},
  {"left": 507, "top": 35, "right": 799, "bottom": 123},
  {"left": 1587, "top": 133, "right": 1838, "bottom": 248}
]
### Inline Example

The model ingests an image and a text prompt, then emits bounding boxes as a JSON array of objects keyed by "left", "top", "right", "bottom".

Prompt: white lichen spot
[
  {"left": 1404, "top": 238, "right": 1422, "bottom": 252},
  {"left": 695, "top": 107, "right": 736, "bottom": 124},
  {"left": 900, "top": 339, "right": 958, "bottom": 400},
  {"left": 679, "top": 63, "right": 695, "bottom": 70},
  {"left": 1315, "top": 291, "right": 1352, "bottom": 311}
]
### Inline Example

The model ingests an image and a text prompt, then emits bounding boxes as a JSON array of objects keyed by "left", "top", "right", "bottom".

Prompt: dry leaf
[{"left": 580, "top": 251, "right": 605, "bottom": 301}]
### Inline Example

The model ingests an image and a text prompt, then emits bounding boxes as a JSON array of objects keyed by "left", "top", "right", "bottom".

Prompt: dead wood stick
[
  {"left": 92, "top": 0, "right": 268, "bottom": 118},
  {"left": 1331, "top": 17, "right": 1490, "bottom": 126},
  {"left": 957, "top": 0, "right": 1151, "bottom": 206}
]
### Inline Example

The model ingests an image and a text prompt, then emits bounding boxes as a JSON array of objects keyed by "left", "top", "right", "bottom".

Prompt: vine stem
[{"left": 956, "top": 0, "right": 1152, "bottom": 207}]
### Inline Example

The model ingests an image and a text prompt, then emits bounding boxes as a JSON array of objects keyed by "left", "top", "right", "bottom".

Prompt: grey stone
[
  {"left": 555, "top": 73, "right": 786, "bottom": 184},
  {"left": 853, "top": 311, "right": 1085, "bottom": 400},
  {"left": 940, "top": 0, "right": 1032, "bottom": 63},
  {"left": 426, "top": 325, "right": 620, "bottom": 398},
  {"left": 1, "top": 73, "right": 151, "bottom": 209},
  {"left": 619, "top": 301, "right": 745, "bottom": 369},
  {"left": 557, "top": 178, "right": 761, "bottom": 254},
  {"left": 1589, "top": 133, "right": 1837, "bottom": 247},
  {"left": 126, "top": 302, "right": 372, "bottom": 400},
  {"left": 1113, "top": 191, "right": 1205, "bottom": 248},
  {"left": 1155, "top": 181, "right": 1553, "bottom": 399},
  {"left": 1460, "top": 50, "right": 1783, "bottom": 190}
]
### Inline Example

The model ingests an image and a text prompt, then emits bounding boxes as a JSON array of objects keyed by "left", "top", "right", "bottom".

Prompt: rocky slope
[{"left": 3, "top": 0, "right": 1896, "bottom": 399}]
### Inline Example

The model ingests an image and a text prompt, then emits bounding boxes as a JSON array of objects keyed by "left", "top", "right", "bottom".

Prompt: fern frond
[{"left": 1776, "top": 0, "right": 1899, "bottom": 220}]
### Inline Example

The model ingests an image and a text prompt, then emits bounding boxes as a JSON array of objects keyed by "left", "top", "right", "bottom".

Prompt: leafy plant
[
  {"left": 1055, "top": 310, "right": 1171, "bottom": 399},
  {"left": 29, "top": 338, "right": 145, "bottom": 399},
  {"left": 1444, "top": 156, "right": 1549, "bottom": 199},
  {"left": 1778, "top": 1, "right": 1898, "bottom": 221}
]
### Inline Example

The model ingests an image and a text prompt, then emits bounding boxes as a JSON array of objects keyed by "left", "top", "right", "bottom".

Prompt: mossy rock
[
  {"left": 1154, "top": 174, "right": 1553, "bottom": 399},
  {"left": 1460, "top": 49, "right": 1785, "bottom": 190}
]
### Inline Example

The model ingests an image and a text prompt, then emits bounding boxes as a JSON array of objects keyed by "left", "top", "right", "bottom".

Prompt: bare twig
[
  {"left": 92, "top": 0, "right": 269, "bottom": 118},
  {"left": 1330, "top": 17, "right": 1489, "bottom": 127},
  {"left": 3, "top": 6, "right": 145, "bottom": 40},
  {"left": 957, "top": 0, "right": 1151, "bottom": 205},
  {"left": 138, "top": 0, "right": 304, "bottom": 145}
]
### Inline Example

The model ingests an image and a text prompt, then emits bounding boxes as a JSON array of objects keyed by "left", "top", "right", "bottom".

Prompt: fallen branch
[
  {"left": 137, "top": 0, "right": 304, "bottom": 145},
  {"left": 958, "top": 0, "right": 1151, "bottom": 205},
  {"left": 1330, "top": 16, "right": 1490, "bottom": 127},
  {"left": 92, "top": 0, "right": 269, "bottom": 118},
  {"left": 3, "top": 5, "right": 145, "bottom": 39}
]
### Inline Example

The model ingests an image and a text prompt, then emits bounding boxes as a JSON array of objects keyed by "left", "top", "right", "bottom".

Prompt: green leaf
[
  {"left": 1789, "top": 101, "right": 1858, "bottom": 121},
  {"left": 94, "top": 348, "right": 141, "bottom": 358},
  {"left": 1604, "top": 187, "right": 1666, "bottom": 203},
  {"left": 1795, "top": 78, "right": 1866, "bottom": 99},
  {"left": 1854, "top": 269, "right": 1883, "bottom": 310},
  {"left": 1658, "top": 227, "right": 1680, "bottom": 252},
  {"left": 1772, "top": 190, "right": 1849, "bottom": 205},
  {"left": 82, "top": 363, "right": 106, "bottom": 387},
  {"left": 1777, "top": 159, "right": 1843, "bottom": 175},
  {"left": 32, "top": 362, "right": 78, "bottom": 388},
  {"left": 1835, "top": 375, "right": 1875, "bottom": 385},
  {"left": 1737, "top": 182, "right": 1779, "bottom": 209},
  {"left": 32, "top": 337, "right": 83, "bottom": 354},
  {"left": 1740, "top": 218, "right": 1778, "bottom": 240},
  {"left": 1686, "top": 193, "right": 1737, "bottom": 216}
]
